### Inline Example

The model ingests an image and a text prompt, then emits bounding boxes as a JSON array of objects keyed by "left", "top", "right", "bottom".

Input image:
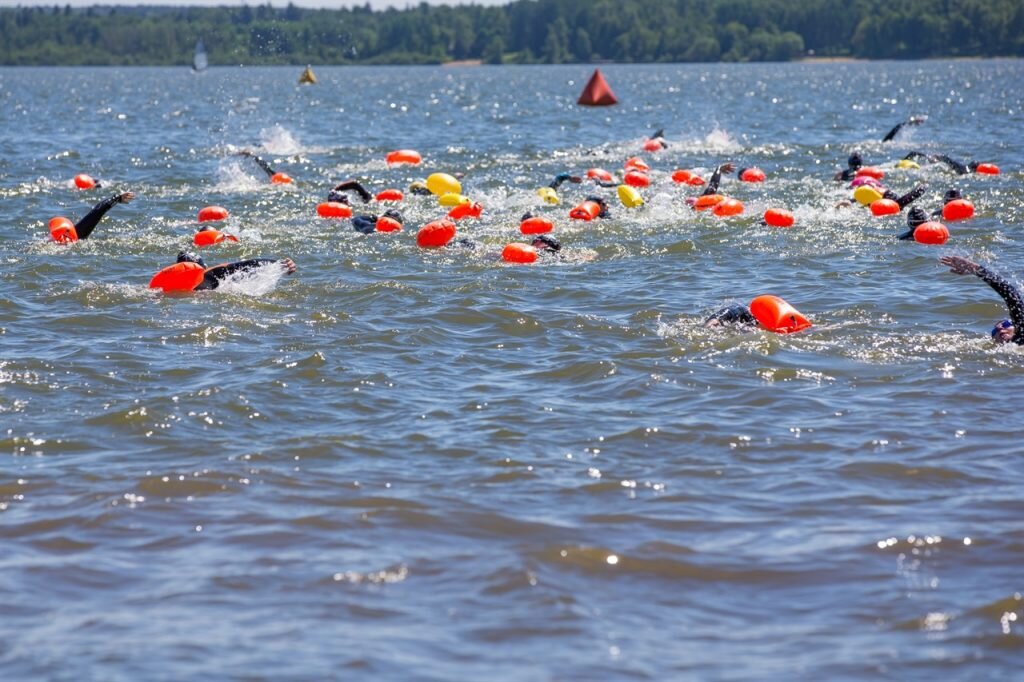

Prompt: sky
[{"left": 0, "top": 0, "right": 510, "bottom": 8}]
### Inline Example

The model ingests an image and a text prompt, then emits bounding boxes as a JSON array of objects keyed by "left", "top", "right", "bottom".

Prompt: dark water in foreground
[{"left": 1, "top": 62, "right": 1023, "bottom": 680}]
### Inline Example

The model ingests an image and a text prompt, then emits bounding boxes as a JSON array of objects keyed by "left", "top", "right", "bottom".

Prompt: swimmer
[
  {"left": 531, "top": 234, "right": 562, "bottom": 256},
  {"left": 940, "top": 255, "right": 1024, "bottom": 345},
  {"left": 902, "top": 152, "right": 986, "bottom": 176},
  {"left": 931, "top": 188, "right": 963, "bottom": 218},
  {"left": 833, "top": 151, "right": 863, "bottom": 182},
  {"left": 237, "top": 150, "right": 292, "bottom": 183},
  {"left": 55, "top": 191, "right": 135, "bottom": 241},
  {"left": 701, "top": 163, "right": 736, "bottom": 196},
  {"left": 646, "top": 128, "right": 669, "bottom": 150},
  {"left": 173, "top": 251, "right": 297, "bottom": 291},
  {"left": 883, "top": 184, "right": 928, "bottom": 210},
  {"left": 704, "top": 303, "right": 756, "bottom": 328},
  {"left": 352, "top": 209, "right": 404, "bottom": 235},
  {"left": 882, "top": 116, "right": 927, "bottom": 142},
  {"left": 896, "top": 207, "right": 931, "bottom": 240},
  {"left": 548, "top": 173, "right": 583, "bottom": 190},
  {"left": 328, "top": 179, "right": 373, "bottom": 205}
]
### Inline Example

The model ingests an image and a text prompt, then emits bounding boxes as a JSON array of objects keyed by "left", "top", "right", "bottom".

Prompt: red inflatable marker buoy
[
  {"left": 447, "top": 202, "right": 483, "bottom": 221},
  {"left": 198, "top": 205, "right": 229, "bottom": 223},
  {"left": 870, "top": 199, "right": 900, "bottom": 216},
  {"left": 913, "top": 221, "right": 949, "bottom": 245},
  {"left": 712, "top": 198, "right": 744, "bottom": 217},
  {"left": 569, "top": 200, "right": 602, "bottom": 221},
  {"left": 750, "top": 295, "right": 812, "bottom": 334},
  {"left": 693, "top": 194, "right": 724, "bottom": 211},
  {"left": 149, "top": 262, "right": 205, "bottom": 292},
  {"left": 376, "top": 216, "right": 402, "bottom": 232},
  {"left": 385, "top": 149, "right": 422, "bottom": 166},
  {"left": 643, "top": 139, "right": 664, "bottom": 153},
  {"left": 416, "top": 219, "right": 456, "bottom": 248},
  {"left": 73, "top": 174, "right": 96, "bottom": 190},
  {"left": 763, "top": 208, "right": 794, "bottom": 228},
  {"left": 375, "top": 189, "right": 404, "bottom": 202},
  {"left": 520, "top": 216, "right": 554, "bottom": 234},
  {"left": 942, "top": 199, "right": 974, "bottom": 222},
  {"left": 193, "top": 229, "right": 239, "bottom": 247},
  {"left": 624, "top": 170, "right": 650, "bottom": 188},
  {"left": 587, "top": 168, "right": 614, "bottom": 183},
  {"left": 855, "top": 167, "right": 885, "bottom": 181},
  {"left": 316, "top": 202, "right": 353, "bottom": 218},
  {"left": 577, "top": 68, "right": 617, "bottom": 106},
  {"left": 49, "top": 216, "right": 78, "bottom": 243},
  {"left": 672, "top": 169, "right": 705, "bottom": 186},
  {"left": 739, "top": 168, "right": 766, "bottom": 183},
  {"left": 624, "top": 157, "right": 649, "bottom": 172},
  {"left": 975, "top": 163, "right": 1000, "bottom": 175},
  {"left": 270, "top": 172, "right": 293, "bottom": 185},
  {"left": 502, "top": 243, "right": 538, "bottom": 264}
]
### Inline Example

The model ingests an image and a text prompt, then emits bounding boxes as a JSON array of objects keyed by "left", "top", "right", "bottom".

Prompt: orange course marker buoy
[
  {"left": 855, "top": 167, "right": 885, "bottom": 181},
  {"left": 193, "top": 229, "right": 239, "bottom": 247},
  {"left": 587, "top": 168, "right": 614, "bottom": 183},
  {"left": 643, "top": 139, "right": 664, "bottom": 153},
  {"left": 975, "top": 163, "right": 1000, "bottom": 175},
  {"left": 416, "top": 219, "right": 456, "bottom": 248},
  {"left": 739, "top": 168, "right": 766, "bottom": 183},
  {"left": 712, "top": 198, "right": 744, "bottom": 217},
  {"left": 376, "top": 216, "right": 402, "bottom": 232},
  {"left": 942, "top": 199, "right": 975, "bottom": 222},
  {"left": 502, "top": 243, "right": 538, "bottom": 264},
  {"left": 447, "top": 202, "right": 483, "bottom": 221},
  {"left": 520, "top": 216, "right": 554, "bottom": 234},
  {"left": 624, "top": 170, "right": 650, "bottom": 188},
  {"left": 672, "top": 169, "right": 705, "bottom": 185},
  {"left": 913, "top": 221, "right": 949, "bottom": 245},
  {"left": 149, "top": 262, "right": 205, "bottom": 293},
  {"left": 569, "top": 200, "right": 602, "bottom": 221},
  {"left": 763, "top": 208, "right": 794, "bottom": 228},
  {"left": 375, "top": 189, "right": 404, "bottom": 202},
  {"left": 49, "top": 216, "right": 78, "bottom": 243},
  {"left": 577, "top": 68, "right": 617, "bottom": 106},
  {"left": 624, "top": 157, "right": 650, "bottom": 173},
  {"left": 316, "top": 202, "right": 353, "bottom": 218},
  {"left": 73, "top": 174, "right": 96, "bottom": 190},
  {"left": 198, "top": 205, "right": 229, "bottom": 223},
  {"left": 750, "top": 295, "right": 812, "bottom": 334},
  {"left": 270, "top": 172, "right": 293, "bottom": 185},
  {"left": 693, "top": 194, "right": 725, "bottom": 211},
  {"left": 870, "top": 199, "right": 900, "bottom": 216},
  {"left": 386, "top": 149, "right": 422, "bottom": 166}
]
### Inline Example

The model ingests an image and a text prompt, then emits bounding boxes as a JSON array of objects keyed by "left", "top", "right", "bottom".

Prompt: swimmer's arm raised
[
  {"left": 702, "top": 163, "right": 735, "bottom": 196},
  {"left": 74, "top": 191, "right": 135, "bottom": 240}
]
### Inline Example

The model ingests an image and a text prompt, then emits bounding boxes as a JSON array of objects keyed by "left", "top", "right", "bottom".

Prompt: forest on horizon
[{"left": 1, "top": 0, "right": 1022, "bottom": 66}]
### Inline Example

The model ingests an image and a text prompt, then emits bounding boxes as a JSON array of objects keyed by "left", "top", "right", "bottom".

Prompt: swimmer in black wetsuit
[
  {"left": 71, "top": 191, "right": 135, "bottom": 239},
  {"left": 646, "top": 128, "right": 669, "bottom": 150},
  {"left": 834, "top": 151, "right": 864, "bottom": 182},
  {"left": 548, "top": 173, "right": 583, "bottom": 190},
  {"left": 930, "top": 188, "right": 963, "bottom": 218},
  {"left": 902, "top": 151, "right": 985, "bottom": 176},
  {"left": 237, "top": 150, "right": 292, "bottom": 182},
  {"left": 882, "top": 116, "right": 927, "bottom": 142},
  {"left": 940, "top": 255, "right": 1024, "bottom": 345},
  {"left": 352, "top": 209, "right": 404, "bottom": 235},
  {"left": 531, "top": 234, "right": 562, "bottom": 256},
  {"left": 896, "top": 207, "right": 932, "bottom": 240},
  {"left": 701, "top": 163, "right": 736, "bottom": 196},
  {"left": 175, "top": 251, "right": 297, "bottom": 291},
  {"left": 327, "top": 179, "right": 373, "bottom": 205},
  {"left": 704, "top": 303, "right": 756, "bottom": 328}
]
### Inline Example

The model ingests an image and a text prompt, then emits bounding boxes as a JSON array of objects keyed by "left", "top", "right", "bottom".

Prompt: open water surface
[{"left": 1, "top": 62, "right": 1023, "bottom": 680}]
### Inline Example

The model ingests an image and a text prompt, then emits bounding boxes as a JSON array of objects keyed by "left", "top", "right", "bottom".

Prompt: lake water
[{"left": 1, "top": 61, "right": 1023, "bottom": 680}]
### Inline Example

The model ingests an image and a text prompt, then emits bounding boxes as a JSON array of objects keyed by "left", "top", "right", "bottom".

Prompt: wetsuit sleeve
[
  {"left": 903, "top": 151, "right": 934, "bottom": 163},
  {"left": 549, "top": 173, "right": 571, "bottom": 190},
  {"left": 895, "top": 185, "right": 926, "bottom": 209},
  {"left": 240, "top": 152, "right": 276, "bottom": 178},
  {"left": 934, "top": 155, "right": 969, "bottom": 175},
  {"left": 197, "top": 258, "right": 278, "bottom": 291},
  {"left": 74, "top": 193, "right": 124, "bottom": 240},
  {"left": 705, "top": 304, "right": 756, "bottom": 326},
  {"left": 882, "top": 122, "right": 904, "bottom": 142},
  {"left": 332, "top": 179, "right": 372, "bottom": 203},
  {"left": 702, "top": 166, "right": 725, "bottom": 196},
  {"left": 976, "top": 267, "right": 1024, "bottom": 343}
]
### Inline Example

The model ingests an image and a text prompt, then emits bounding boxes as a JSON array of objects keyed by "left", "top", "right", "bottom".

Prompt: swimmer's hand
[
  {"left": 719, "top": 163, "right": 736, "bottom": 174},
  {"left": 908, "top": 115, "right": 927, "bottom": 125},
  {"left": 117, "top": 192, "right": 135, "bottom": 204},
  {"left": 279, "top": 258, "right": 297, "bottom": 275},
  {"left": 569, "top": 176, "right": 582, "bottom": 183},
  {"left": 940, "top": 255, "right": 980, "bottom": 276}
]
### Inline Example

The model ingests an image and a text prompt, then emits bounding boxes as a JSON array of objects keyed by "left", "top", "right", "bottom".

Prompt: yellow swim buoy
[
  {"left": 896, "top": 159, "right": 920, "bottom": 170},
  {"left": 537, "top": 187, "right": 559, "bottom": 205},
  {"left": 617, "top": 184, "right": 644, "bottom": 208},
  {"left": 853, "top": 185, "right": 884, "bottom": 207},
  {"left": 439, "top": 192, "right": 470, "bottom": 207},
  {"left": 426, "top": 173, "right": 461, "bottom": 196}
]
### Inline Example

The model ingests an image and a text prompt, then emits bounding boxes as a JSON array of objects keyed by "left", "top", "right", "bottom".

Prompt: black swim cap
[
  {"left": 382, "top": 209, "right": 403, "bottom": 224},
  {"left": 176, "top": 251, "right": 206, "bottom": 268},
  {"left": 943, "top": 188, "right": 962, "bottom": 203},
  {"left": 907, "top": 207, "right": 929, "bottom": 227},
  {"left": 531, "top": 235, "right": 561, "bottom": 253},
  {"left": 848, "top": 151, "right": 863, "bottom": 169}
]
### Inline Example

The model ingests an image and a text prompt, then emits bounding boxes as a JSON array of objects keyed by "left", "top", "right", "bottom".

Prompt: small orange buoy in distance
[
  {"left": 975, "top": 163, "right": 1000, "bottom": 175},
  {"left": 624, "top": 170, "right": 650, "bottom": 188},
  {"left": 739, "top": 168, "right": 766, "bottom": 183},
  {"left": 642, "top": 139, "right": 664, "bottom": 153},
  {"left": 375, "top": 189, "right": 404, "bottom": 202},
  {"left": 198, "top": 205, "right": 229, "bottom": 223},
  {"left": 750, "top": 295, "right": 812, "bottom": 334},
  {"left": 693, "top": 194, "right": 725, "bottom": 211},
  {"left": 855, "top": 167, "right": 885, "bottom": 181},
  {"left": 73, "top": 174, "right": 96, "bottom": 190},
  {"left": 870, "top": 199, "right": 900, "bottom": 216},
  {"left": 913, "top": 221, "right": 949, "bottom": 245},
  {"left": 763, "top": 208, "right": 794, "bottom": 228},
  {"left": 49, "top": 216, "right": 78, "bottom": 243},
  {"left": 149, "top": 262, "right": 205, "bottom": 292},
  {"left": 376, "top": 216, "right": 402, "bottom": 232},
  {"left": 193, "top": 229, "right": 239, "bottom": 247},
  {"left": 672, "top": 169, "right": 705, "bottom": 185},
  {"left": 416, "top": 219, "right": 457, "bottom": 248},
  {"left": 447, "top": 202, "right": 483, "bottom": 221},
  {"left": 502, "top": 243, "right": 538, "bottom": 264},
  {"left": 385, "top": 149, "right": 422, "bottom": 166},
  {"left": 520, "top": 216, "right": 554, "bottom": 234},
  {"left": 624, "top": 157, "right": 649, "bottom": 173},
  {"left": 270, "top": 172, "right": 293, "bottom": 185},
  {"left": 569, "top": 200, "right": 602, "bottom": 221},
  {"left": 712, "top": 198, "right": 744, "bottom": 217},
  {"left": 586, "top": 168, "right": 614, "bottom": 183},
  {"left": 317, "top": 202, "right": 353, "bottom": 218},
  {"left": 942, "top": 199, "right": 975, "bottom": 222}
]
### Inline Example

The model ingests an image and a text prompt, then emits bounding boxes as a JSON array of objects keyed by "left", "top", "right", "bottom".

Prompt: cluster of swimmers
[{"left": 46, "top": 116, "right": 1018, "bottom": 345}]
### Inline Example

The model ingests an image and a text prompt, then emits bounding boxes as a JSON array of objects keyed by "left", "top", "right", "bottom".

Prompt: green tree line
[{"left": 1, "top": 0, "right": 1022, "bottom": 66}]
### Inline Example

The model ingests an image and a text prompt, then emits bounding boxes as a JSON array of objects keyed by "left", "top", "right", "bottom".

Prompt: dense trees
[{"left": 0, "top": 0, "right": 1021, "bottom": 66}]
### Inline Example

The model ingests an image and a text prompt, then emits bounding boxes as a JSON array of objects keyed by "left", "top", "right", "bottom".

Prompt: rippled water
[{"left": 2, "top": 62, "right": 1023, "bottom": 680}]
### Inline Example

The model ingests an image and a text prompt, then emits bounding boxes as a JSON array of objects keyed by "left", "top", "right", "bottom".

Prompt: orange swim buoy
[
  {"left": 193, "top": 229, "right": 239, "bottom": 247},
  {"left": 750, "top": 295, "right": 812, "bottom": 334},
  {"left": 49, "top": 216, "right": 78, "bottom": 243},
  {"left": 712, "top": 198, "right": 744, "bottom": 217},
  {"left": 624, "top": 170, "right": 650, "bottom": 188},
  {"left": 197, "top": 205, "right": 229, "bottom": 223},
  {"left": 975, "top": 163, "right": 1000, "bottom": 175},
  {"left": 447, "top": 202, "right": 483, "bottom": 221},
  {"left": 270, "top": 172, "right": 293, "bottom": 185},
  {"left": 73, "top": 174, "right": 96, "bottom": 190},
  {"left": 502, "top": 242, "right": 538, "bottom": 264},
  {"left": 624, "top": 157, "right": 649, "bottom": 172},
  {"left": 693, "top": 194, "right": 724, "bottom": 211},
  {"left": 316, "top": 202, "right": 353, "bottom": 218},
  {"left": 739, "top": 167, "right": 766, "bottom": 183},
  {"left": 855, "top": 167, "right": 885, "bottom": 181},
  {"left": 587, "top": 168, "right": 614, "bottom": 183},
  {"left": 642, "top": 139, "right": 663, "bottom": 153},
  {"left": 386, "top": 149, "right": 422, "bottom": 166},
  {"left": 520, "top": 216, "right": 554, "bottom": 234},
  {"left": 763, "top": 208, "right": 794, "bottom": 228},
  {"left": 375, "top": 189, "right": 404, "bottom": 202},
  {"left": 569, "top": 200, "right": 602, "bottom": 221},
  {"left": 942, "top": 199, "right": 975, "bottom": 222},
  {"left": 671, "top": 169, "right": 705, "bottom": 186},
  {"left": 913, "top": 221, "right": 949, "bottom": 245},
  {"left": 870, "top": 199, "right": 900, "bottom": 216},
  {"left": 149, "top": 261, "right": 205, "bottom": 292},
  {"left": 376, "top": 216, "right": 402, "bottom": 232},
  {"left": 416, "top": 219, "right": 456, "bottom": 248}
]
